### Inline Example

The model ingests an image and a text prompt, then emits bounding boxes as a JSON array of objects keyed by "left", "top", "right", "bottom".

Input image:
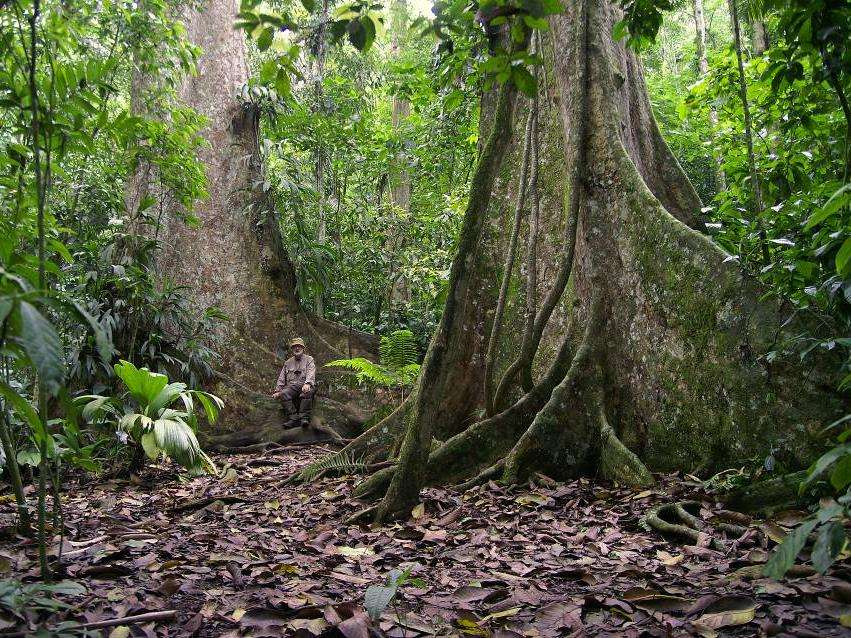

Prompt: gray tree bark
[{"left": 751, "top": 18, "right": 769, "bottom": 54}]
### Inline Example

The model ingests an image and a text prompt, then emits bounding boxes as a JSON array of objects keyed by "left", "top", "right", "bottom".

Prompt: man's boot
[
  {"left": 282, "top": 399, "right": 298, "bottom": 427},
  {"left": 298, "top": 394, "right": 313, "bottom": 427}
]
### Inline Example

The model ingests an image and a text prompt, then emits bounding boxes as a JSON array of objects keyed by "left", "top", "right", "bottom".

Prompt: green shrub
[
  {"left": 764, "top": 414, "right": 851, "bottom": 578},
  {"left": 78, "top": 360, "right": 222, "bottom": 473}
]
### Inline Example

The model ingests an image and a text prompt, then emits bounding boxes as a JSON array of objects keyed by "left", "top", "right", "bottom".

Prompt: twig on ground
[
  {"left": 170, "top": 495, "right": 250, "bottom": 513},
  {"left": 4, "top": 610, "right": 178, "bottom": 637},
  {"left": 215, "top": 439, "right": 350, "bottom": 455}
]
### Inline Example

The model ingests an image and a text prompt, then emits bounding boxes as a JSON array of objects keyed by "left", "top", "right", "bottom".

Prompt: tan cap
[{"left": 289, "top": 337, "right": 306, "bottom": 349}]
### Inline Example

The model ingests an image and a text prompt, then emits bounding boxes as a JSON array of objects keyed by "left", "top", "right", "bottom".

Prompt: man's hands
[{"left": 271, "top": 385, "right": 310, "bottom": 398}]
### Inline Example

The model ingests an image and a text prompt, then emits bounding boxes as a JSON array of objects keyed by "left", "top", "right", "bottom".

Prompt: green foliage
[
  {"left": 254, "top": 4, "right": 476, "bottom": 341},
  {"left": 645, "top": 0, "right": 851, "bottom": 386},
  {"left": 0, "top": 579, "right": 86, "bottom": 622},
  {"left": 326, "top": 357, "right": 397, "bottom": 386},
  {"left": 764, "top": 415, "right": 851, "bottom": 578},
  {"left": 364, "top": 568, "right": 426, "bottom": 621},
  {"left": 613, "top": 0, "right": 677, "bottom": 50},
  {"left": 78, "top": 360, "right": 222, "bottom": 473},
  {"left": 763, "top": 518, "right": 820, "bottom": 578},
  {"left": 0, "top": 270, "right": 111, "bottom": 481},
  {"left": 296, "top": 449, "right": 368, "bottom": 481},
  {"left": 379, "top": 329, "right": 418, "bottom": 368},
  {"left": 0, "top": 0, "right": 216, "bottom": 494},
  {"left": 327, "top": 330, "right": 421, "bottom": 389},
  {"left": 330, "top": 0, "right": 385, "bottom": 52}
]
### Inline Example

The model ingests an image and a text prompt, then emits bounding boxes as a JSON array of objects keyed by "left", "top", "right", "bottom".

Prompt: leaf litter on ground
[{"left": 0, "top": 446, "right": 849, "bottom": 636}]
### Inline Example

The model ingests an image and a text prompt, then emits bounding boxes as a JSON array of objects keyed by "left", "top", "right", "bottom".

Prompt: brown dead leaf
[
  {"left": 623, "top": 588, "right": 692, "bottom": 613},
  {"left": 693, "top": 596, "right": 756, "bottom": 629},
  {"left": 515, "top": 494, "right": 550, "bottom": 507},
  {"left": 337, "top": 613, "right": 370, "bottom": 638},
  {"left": 534, "top": 601, "right": 581, "bottom": 629},
  {"left": 239, "top": 607, "right": 291, "bottom": 629},
  {"left": 422, "top": 528, "right": 448, "bottom": 542},
  {"left": 335, "top": 545, "right": 375, "bottom": 558},
  {"left": 289, "top": 618, "right": 330, "bottom": 634},
  {"left": 656, "top": 549, "right": 685, "bottom": 566},
  {"left": 454, "top": 586, "right": 496, "bottom": 603}
]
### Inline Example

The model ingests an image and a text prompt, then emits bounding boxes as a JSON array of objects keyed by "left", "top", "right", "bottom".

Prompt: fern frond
[
  {"left": 297, "top": 450, "right": 368, "bottom": 482},
  {"left": 379, "top": 330, "right": 419, "bottom": 369},
  {"left": 325, "top": 358, "right": 395, "bottom": 386},
  {"left": 397, "top": 363, "right": 422, "bottom": 385}
]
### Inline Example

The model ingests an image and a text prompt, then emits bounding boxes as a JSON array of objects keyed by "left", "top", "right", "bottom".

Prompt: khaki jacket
[{"left": 275, "top": 354, "right": 316, "bottom": 392}]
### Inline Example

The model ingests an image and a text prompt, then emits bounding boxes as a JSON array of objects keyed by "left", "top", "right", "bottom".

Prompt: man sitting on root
[{"left": 271, "top": 337, "right": 316, "bottom": 427}]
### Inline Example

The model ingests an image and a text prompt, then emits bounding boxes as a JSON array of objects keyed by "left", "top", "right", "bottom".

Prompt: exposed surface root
[
  {"left": 344, "top": 503, "right": 380, "bottom": 525},
  {"left": 642, "top": 501, "right": 728, "bottom": 551},
  {"left": 288, "top": 400, "right": 409, "bottom": 484},
  {"left": 598, "top": 401, "right": 654, "bottom": 488},
  {"left": 722, "top": 470, "right": 808, "bottom": 514},
  {"left": 352, "top": 465, "right": 396, "bottom": 499}
]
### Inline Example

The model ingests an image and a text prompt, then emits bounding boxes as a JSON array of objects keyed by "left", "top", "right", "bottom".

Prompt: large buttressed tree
[
  {"left": 314, "top": 0, "right": 846, "bottom": 521},
  {"left": 129, "top": 0, "right": 376, "bottom": 434}
]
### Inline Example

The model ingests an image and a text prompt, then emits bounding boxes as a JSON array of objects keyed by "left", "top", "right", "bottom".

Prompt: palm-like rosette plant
[{"left": 79, "top": 360, "right": 222, "bottom": 473}]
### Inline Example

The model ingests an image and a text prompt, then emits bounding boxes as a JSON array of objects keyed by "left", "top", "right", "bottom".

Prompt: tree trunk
[
  {"left": 385, "top": 0, "right": 412, "bottom": 311},
  {"left": 751, "top": 18, "right": 769, "bottom": 55},
  {"left": 728, "top": 0, "right": 767, "bottom": 262},
  {"left": 342, "top": 0, "right": 846, "bottom": 520},
  {"left": 693, "top": 0, "right": 726, "bottom": 192},
  {"left": 129, "top": 0, "right": 378, "bottom": 439},
  {"left": 314, "top": 0, "right": 329, "bottom": 317}
]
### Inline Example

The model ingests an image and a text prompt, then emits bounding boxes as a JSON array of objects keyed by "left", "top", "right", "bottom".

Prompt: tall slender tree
[
  {"left": 728, "top": 0, "right": 767, "bottom": 262},
  {"left": 314, "top": 0, "right": 330, "bottom": 317},
  {"left": 693, "top": 0, "right": 726, "bottom": 191},
  {"left": 386, "top": 0, "right": 413, "bottom": 312}
]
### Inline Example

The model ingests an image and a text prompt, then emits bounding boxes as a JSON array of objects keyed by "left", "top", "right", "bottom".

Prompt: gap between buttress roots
[
  {"left": 490, "top": 3, "right": 589, "bottom": 415},
  {"left": 483, "top": 95, "right": 537, "bottom": 417}
]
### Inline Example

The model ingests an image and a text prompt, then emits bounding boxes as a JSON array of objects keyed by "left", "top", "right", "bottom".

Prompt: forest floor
[{"left": 2, "top": 445, "right": 851, "bottom": 637}]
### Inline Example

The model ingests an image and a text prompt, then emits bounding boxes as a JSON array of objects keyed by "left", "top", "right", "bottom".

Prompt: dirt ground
[{"left": 2, "top": 445, "right": 850, "bottom": 637}]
